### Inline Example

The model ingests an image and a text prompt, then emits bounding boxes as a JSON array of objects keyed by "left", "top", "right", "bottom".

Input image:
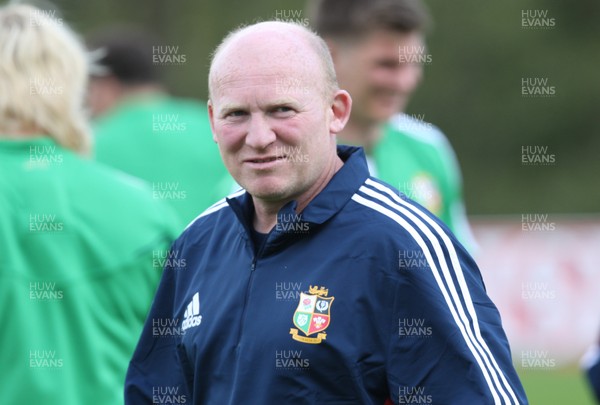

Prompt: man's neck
[
  {"left": 252, "top": 201, "right": 283, "bottom": 234},
  {"left": 337, "top": 118, "right": 383, "bottom": 155},
  {"left": 252, "top": 155, "right": 344, "bottom": 233},
  {"left": 0, "top": 124, "right": 46, "bottom": 137}
]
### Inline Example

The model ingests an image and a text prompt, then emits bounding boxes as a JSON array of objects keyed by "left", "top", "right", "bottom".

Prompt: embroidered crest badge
[{"left": 290, "top": 285, "right": 334, "bottom": 344}]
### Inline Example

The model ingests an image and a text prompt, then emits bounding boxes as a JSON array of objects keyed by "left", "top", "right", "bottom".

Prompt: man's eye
[
  {"left": 377, "top": 60, "right": 400, "bottom": 69},
  {"left": 272, "top": 106, "right": 294, "bottom": 116},
  {"left": 224, "top": 110, "right": 247, "bottom": 120}
]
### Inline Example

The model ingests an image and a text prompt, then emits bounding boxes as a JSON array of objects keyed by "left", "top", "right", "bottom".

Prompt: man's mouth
[{"left": 247, "top": 156, "right": 286, "bottom": 164}]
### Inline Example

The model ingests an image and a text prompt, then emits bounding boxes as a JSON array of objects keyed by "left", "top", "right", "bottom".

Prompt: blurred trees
[{"left": 56, "top": 0, "right": 599, "bottom": 214}]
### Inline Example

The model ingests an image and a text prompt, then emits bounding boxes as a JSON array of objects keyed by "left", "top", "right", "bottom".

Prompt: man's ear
[
  {"left": 328, "top": 90, "right": 352, "bottom": 135},
  {"left": 207, "top": 99, "right": 217, "bottom": 143}
]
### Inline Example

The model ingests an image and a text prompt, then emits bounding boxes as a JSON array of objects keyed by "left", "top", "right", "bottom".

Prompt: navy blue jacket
[{"left": 126, "top": 145, "right": 528, "bottom": 404}]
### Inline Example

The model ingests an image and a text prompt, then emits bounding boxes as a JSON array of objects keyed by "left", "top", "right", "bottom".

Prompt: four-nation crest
[{"left": 290, "top": 285, "right": 334, "bottom": 344}]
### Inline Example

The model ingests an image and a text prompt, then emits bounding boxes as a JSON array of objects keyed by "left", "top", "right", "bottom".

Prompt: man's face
[
  {"left": 208, "top": 50, "right": 338, "bottom": 203},
  {"left": 333, "top": 29, "right": 424, "bottom": 125}
]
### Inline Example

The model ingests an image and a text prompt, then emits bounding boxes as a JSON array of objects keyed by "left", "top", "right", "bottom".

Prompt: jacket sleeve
[
  {"left": 386, "top": 230, "right": 528, "bottom": 404},
  {"left": 125, "top": 242, "right": 190, "bottom": 404}
]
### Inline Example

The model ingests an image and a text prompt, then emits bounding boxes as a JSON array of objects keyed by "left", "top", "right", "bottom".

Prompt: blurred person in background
[
  {"left": 0, "top": 4, "right": 180, "bottom": 403},
  {"left": 88, "top": 28, "right": 230, "bottom": 229},
  {"left": 309, "top": 0, "right": 476, "bottom": 251},
  {"left": 582, "top": 337, "right": 600, "bottom": 402}
]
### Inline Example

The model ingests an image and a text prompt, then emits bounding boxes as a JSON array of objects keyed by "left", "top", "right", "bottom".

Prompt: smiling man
[
  {"left": 125, "top": 21, "right": 527, "bottom": 404},
  {"left": 206, "top": 23, "right": 349, "bottom": 234}
]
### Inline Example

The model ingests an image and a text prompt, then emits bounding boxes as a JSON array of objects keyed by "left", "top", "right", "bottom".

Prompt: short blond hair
[{"left": 0, "top": 4, "right": 91, "bottom": 154}]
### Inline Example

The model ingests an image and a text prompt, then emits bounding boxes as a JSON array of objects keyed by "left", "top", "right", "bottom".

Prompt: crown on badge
[{"left": 309, "top": 285, "right": 329, "bottom": 297}]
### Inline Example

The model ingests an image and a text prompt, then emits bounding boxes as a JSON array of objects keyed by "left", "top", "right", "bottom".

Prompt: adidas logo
[{"left": 182, "top": 292, "right": 202, "bottom": 331}]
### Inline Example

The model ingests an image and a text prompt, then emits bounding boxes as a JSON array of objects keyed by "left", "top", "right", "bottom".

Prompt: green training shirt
[
  {"left": 0, "top": 137, "right": 181, "bottom": 404},
  {"left": 370, "top": 115, "right": 475, "bottom": 250},
  {"left": 94, "top": 95, "right": 229, "bottom": 230}
]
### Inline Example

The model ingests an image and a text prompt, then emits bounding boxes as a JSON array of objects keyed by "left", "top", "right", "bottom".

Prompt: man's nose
[{"left": 245, "top": 114, "right": 276, "bottom": 150}]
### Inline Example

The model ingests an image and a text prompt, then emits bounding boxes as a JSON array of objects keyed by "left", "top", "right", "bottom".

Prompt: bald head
[
  {"left": 207, "top": 21, "right": 353, "bottom": 227},
  {"left": 208, "top": 21, "right": 338, "bottom": 101}
]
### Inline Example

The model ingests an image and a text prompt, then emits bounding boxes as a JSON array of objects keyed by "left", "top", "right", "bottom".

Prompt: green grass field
[{"left": 518, "top": 366, "right": 596, "bottom": 404}]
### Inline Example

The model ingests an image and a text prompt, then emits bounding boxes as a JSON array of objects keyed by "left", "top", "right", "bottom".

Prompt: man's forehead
[
  {"left": 347, "top": 29, "right": 424, "bottom": 49},
  {"left": 212, "top": 79, "right": 315, "bottom": 110},
  {"left": 215, "top": 70, "right": 311, "bottom": 88},
  {"left": 211, "top": 61, "right": 317, "bottom": 100}
]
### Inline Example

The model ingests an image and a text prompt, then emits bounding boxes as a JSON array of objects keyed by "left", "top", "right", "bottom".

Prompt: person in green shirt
[
  {"left": 88, "top": 28, "right": 230, "bottom": 229},
  {"left": 0, "top": 5, "right": 180, "bottom": 403},
  {"left": 310, "top": 0, "right": 476, "bottom": 250}
]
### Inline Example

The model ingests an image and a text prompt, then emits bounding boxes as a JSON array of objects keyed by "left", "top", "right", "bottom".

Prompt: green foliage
[
  {"left": 56, "top": 0, "right": 598, "bottom": 214},
  {"left": 410, "top": 1, "right": 600, "bottom": 214}
]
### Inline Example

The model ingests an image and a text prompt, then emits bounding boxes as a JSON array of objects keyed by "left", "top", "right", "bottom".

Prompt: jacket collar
[
  {"left": 226, "top": 145, "right": 369, "bottom": 253},
  {"left": 298, "top": 145, "right": 369, "bottom": 225}
]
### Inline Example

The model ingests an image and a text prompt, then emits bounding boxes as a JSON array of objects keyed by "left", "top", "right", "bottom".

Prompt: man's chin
[
  {"left": 371, "top": 100, "right": 406, "bottom": 121},
  {"left": 243, "top": 183, "right": 292, "bottom": 203}
]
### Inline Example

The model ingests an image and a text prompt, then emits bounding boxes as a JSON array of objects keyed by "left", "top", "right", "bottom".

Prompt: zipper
[
  {"left": 235, "top": 228, "right": 270, "bottom": 347},
  {"left": 235, "top": 255, "right": 258, "bottom": 348},
  {"left": 229, "top": 255, "right": 257, "bottom": 404}
]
